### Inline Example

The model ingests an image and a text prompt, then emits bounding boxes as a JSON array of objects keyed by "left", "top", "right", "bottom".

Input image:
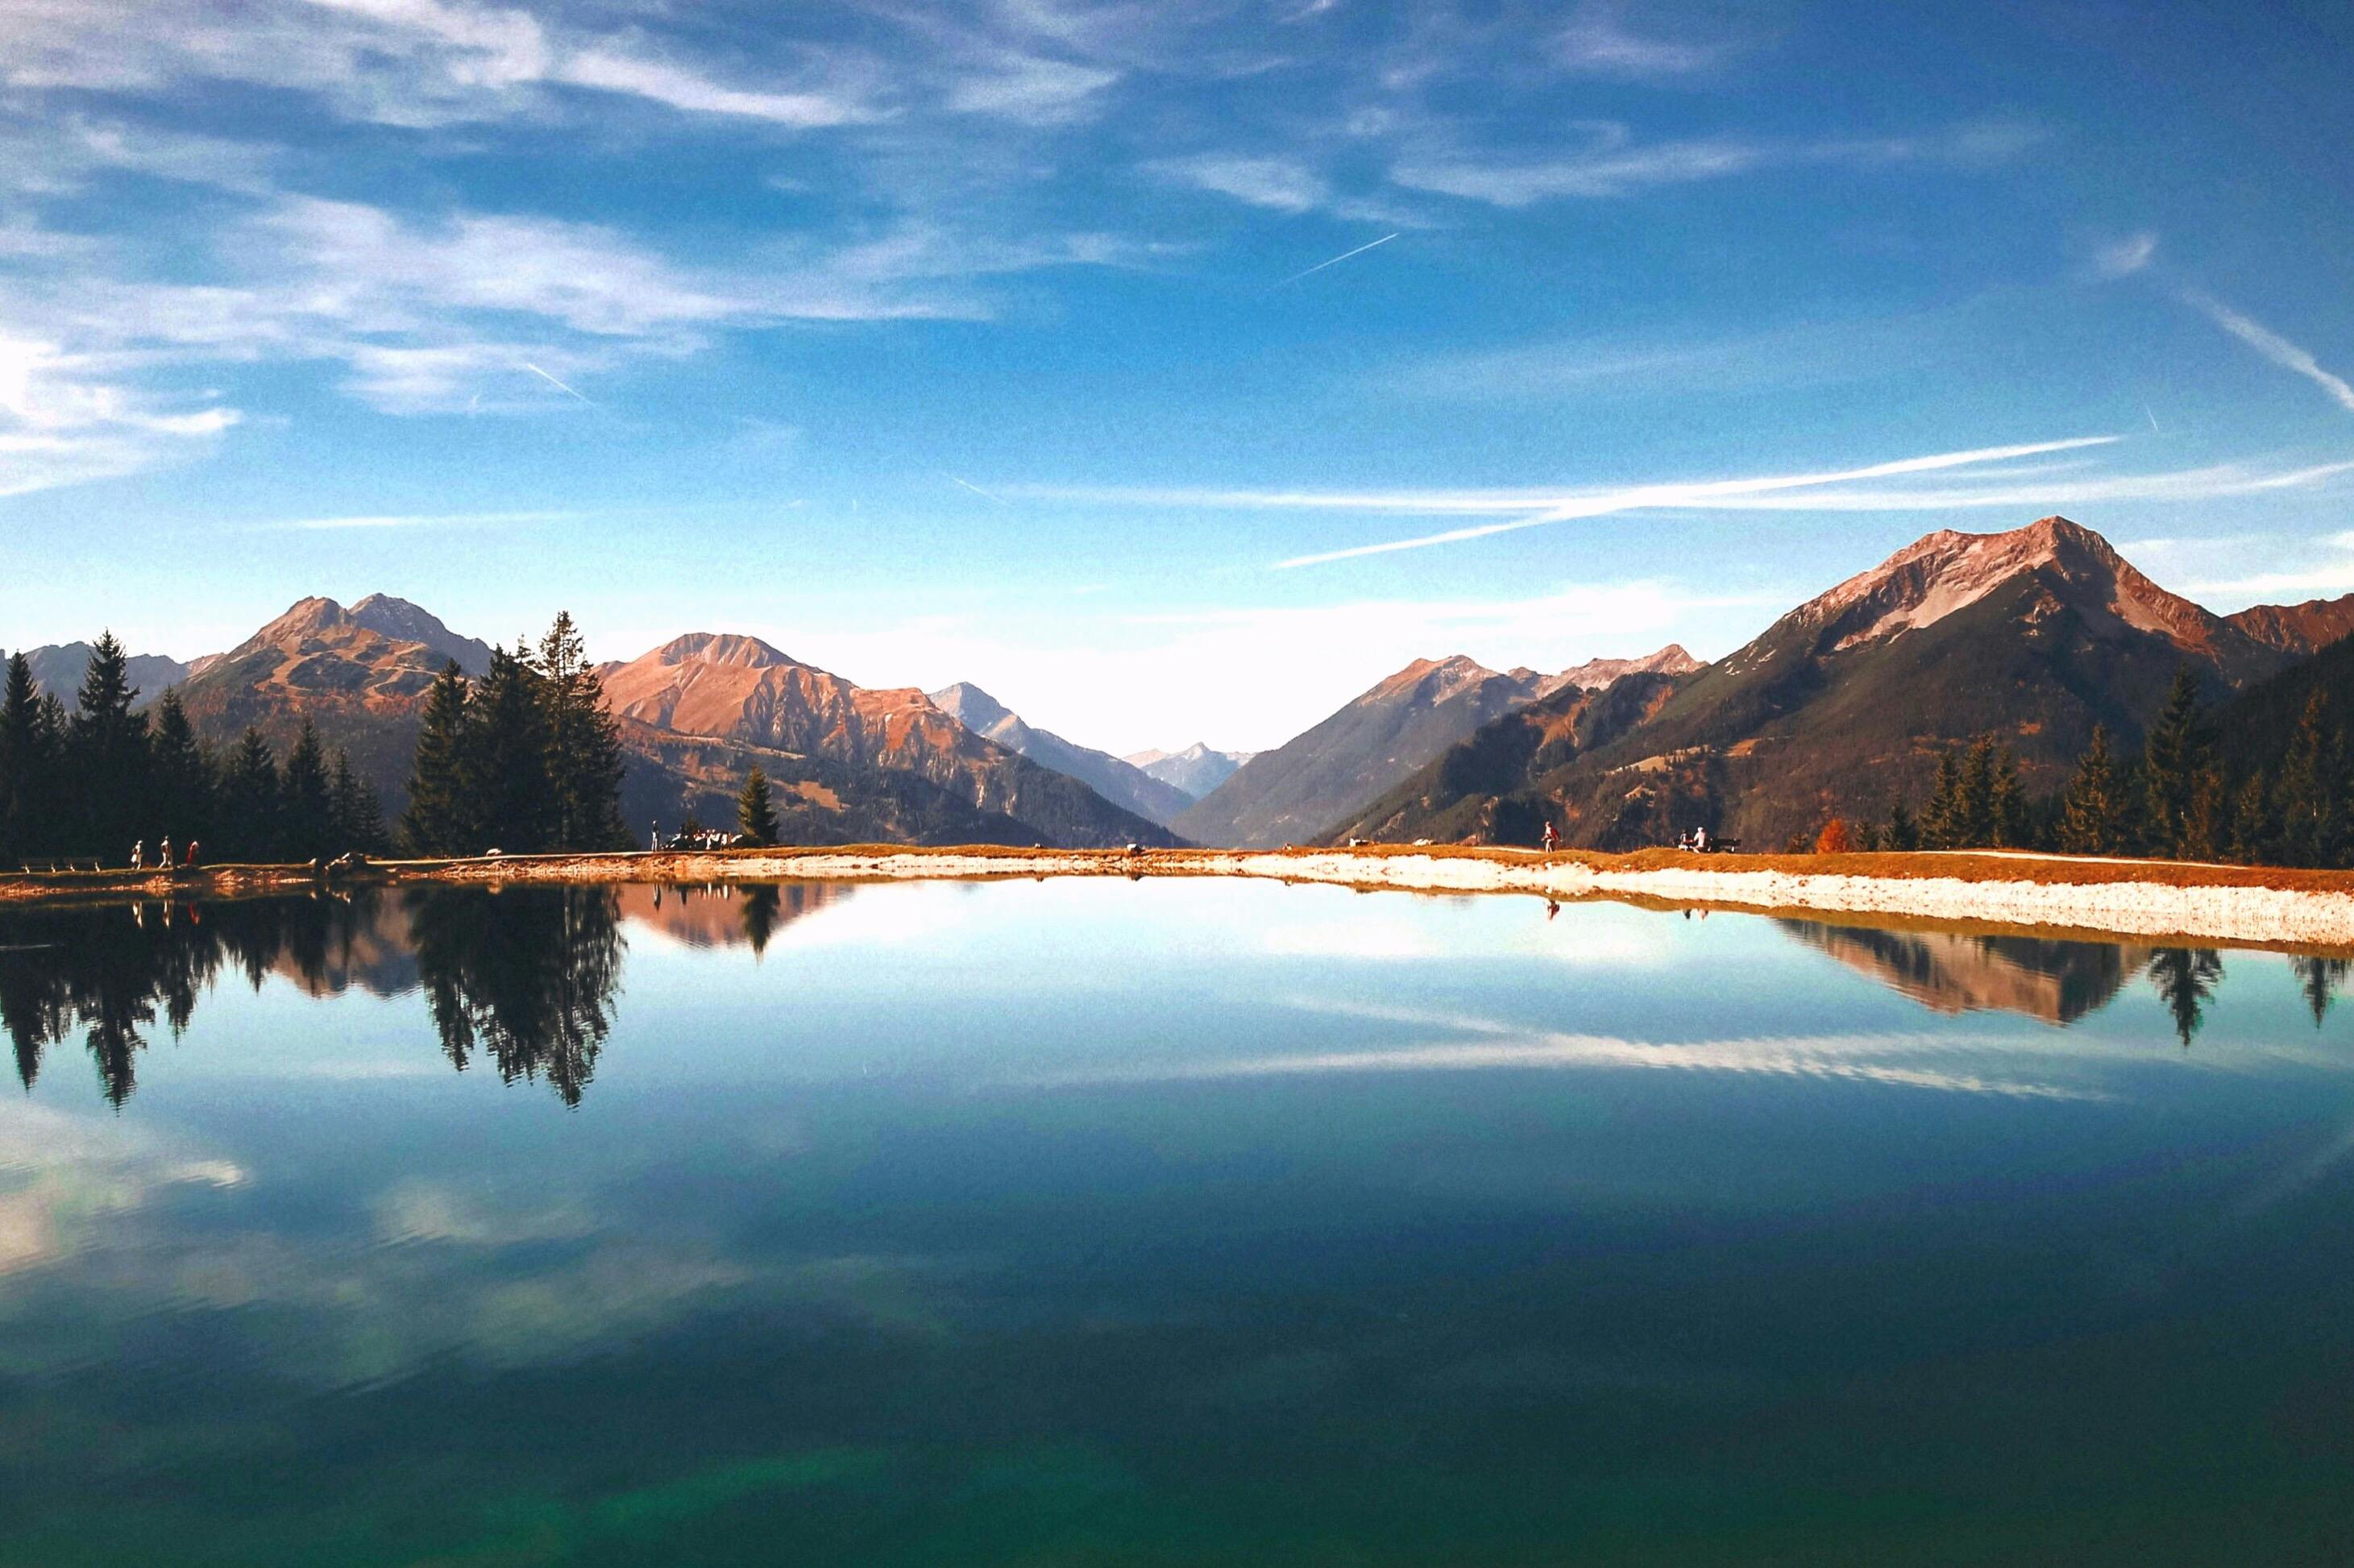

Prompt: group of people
[
  {"left": 1676, "top": 827, "right": 1717, "bottom": 852},
  {"left": 129, "top": 838, "right": 200, "bottom": 871},
  {"left": 658, "top": 828, "right": 745, "bottom": 851}
]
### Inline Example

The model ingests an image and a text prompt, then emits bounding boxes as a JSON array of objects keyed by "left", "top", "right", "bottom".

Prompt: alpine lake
[{"left": 1, "top": 874, "right": 2350, "bottom": 1566}]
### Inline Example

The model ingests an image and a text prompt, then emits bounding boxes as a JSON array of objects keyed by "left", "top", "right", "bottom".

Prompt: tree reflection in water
[
  {"left": 0, "top": 886, "right": 625, "bottom": 1105},
  {"left": 2146, "top": 948, "right": 2224, "bottom": 1048},
  {"left": 2290, "top": 956, "right": 2351, "bottom": 1028},
  {"left": 405, "top": 886, "right": 625, "bottom": 1105}
]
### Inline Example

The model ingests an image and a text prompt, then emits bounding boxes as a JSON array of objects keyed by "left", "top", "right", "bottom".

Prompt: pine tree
[
  {"left": 2141, "top": 666, "right": 2209, "bottom": 859},
  {"left": 2057, "top": 725, "right": 2124, "bottom": 855},
  {"left": 69, "top": 632, "right": 151, "bottom": 859},
  {"left": 0, "top": 653, "right": 39, "bottom": 862},
  {"left": 464, "top": 645, "right": 554, "bottom": 853},
  {"left": 147, "top": 690, "right": 214, "bottom": 846},
  {"left": 2225, "top": 770, "right": 2272, "bottom": 864},
  {"left": 280, "top": 720, "right": 334, "bottom": 858},
  {"left": 2276, "top": 691, "right": 2341, "bottom": 868},
  {"left": 534, "top": 612, "right": 631, "bottom": 851},
  {"left": 1989, "top": 746, "right": 2031, "bottom": 848},
  {"left": 1883, "top": 799, "right": 1920, "bottom": 852},
  {"left": 219, "top": 728, "right": 281, "bottom": 861},
  {"left": 736, "top": 765, "right": 778, "bottom": 848},
  {"left": 329, "top": 750, "right": 387, "bottom": 853},
  {"left": 1919, "top": 750, "right": 1963, "bottom": 849},
  {"left": 403, "top": 662, "right": 475, "bottom": 856},
  {"left": 1953, "top": 737, "right": 1997, "bottom": 848}
]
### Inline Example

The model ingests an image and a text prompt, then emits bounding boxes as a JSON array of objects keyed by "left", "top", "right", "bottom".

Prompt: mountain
[
  {"left": 175, "top": 595, "right": 460, "bottom": 807},
  {"left": 1174, "top": 645, "right": 1700, "bottom": 848},
  {"left": 2224, "top": 593, "right": 2354, "bottom": 658},
  {"left": 1537, "top": 644, "right": 1704, "bottom": 698},
  {"left": 6, "top": 642, "right": 194, "bottom": 705},
  {"left": 1171, "top": 655, "right": 1539, "bottom": 848},
  {"left": 1779, "top": 921, "right": 2147, "bottom": 1025},
  {"left": 930, "top": 682, "right": 1195, "bottom": 829},
  {"left": 1123, "top": 743, "right": 1255, "bottom": 800},
  {"left": 1334, "top": 517, "right": 2305, "bottom": 852},
  {"left": 601, "top": 635, "right": 1178, "bottom": 848},
  {"left": 2211, "top": 622, "right": 2354, "bottom": 782},
  {"left": 347, "top": 594, "right": 494, "bottom": 674}
]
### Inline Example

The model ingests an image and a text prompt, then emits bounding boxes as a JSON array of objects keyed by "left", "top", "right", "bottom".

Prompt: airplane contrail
[
  {"left": 521, "top": 362, "right": 593, "bottom": 404},
  {"left": 947, "top": 474, "right": 1014, "bottom": 507},
  {"left": 2145, "top": 404, "right": 2162, "bottom": 434},
  {"left": 1269, "top": 232, "right": 1399, "bottom": 290}
]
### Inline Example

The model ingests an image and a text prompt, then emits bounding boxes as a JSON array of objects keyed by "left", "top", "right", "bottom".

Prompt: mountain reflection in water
[{"left": 1779, "top": 919, "right": 2349, "bottom": 1044}]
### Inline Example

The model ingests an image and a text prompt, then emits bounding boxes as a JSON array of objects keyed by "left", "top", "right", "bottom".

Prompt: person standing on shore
[
  {"left": 1542, "top": 822, "right": 1559, "bottom": 855},
  {"left": 185, "top": 840, "right": 200, "bottom": 868},
  {"left": 160, "top": 836, "right": 172, "bottom": 872},
  {"left": 131, "top": 840, "right": 144, "bottom": 870}
]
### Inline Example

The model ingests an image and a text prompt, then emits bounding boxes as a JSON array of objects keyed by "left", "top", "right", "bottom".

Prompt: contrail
[
  {"left": 521, "top": 362, "right": 594, "bottom": 404},
  {"left": 1269, "top": 232, "right": 1399, "bottom": 289},
  {"left": 2145, "top": 404, "right": 2161, "bottom": 434},
  {"left": 2178, "top": 290, "right": 2354, "bottom": 416},
  {"left": 947, "top": 474, "right": 1013, "bottom": 508}
]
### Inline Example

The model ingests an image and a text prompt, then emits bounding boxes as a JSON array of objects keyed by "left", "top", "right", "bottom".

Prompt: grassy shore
[{"left": 7, "top": 842, "right": 2354, "bottom": 951}]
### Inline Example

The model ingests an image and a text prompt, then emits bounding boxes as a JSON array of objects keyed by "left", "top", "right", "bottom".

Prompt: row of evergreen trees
[
  {"left": 1843, "top": 667, "right": 2354, "bottom": 866},
  {"left": 401, "top": 613, "right": 633, "bottom": 857},
  {"left": 0, "top": 638, "right": 385, "bottom": 865}
]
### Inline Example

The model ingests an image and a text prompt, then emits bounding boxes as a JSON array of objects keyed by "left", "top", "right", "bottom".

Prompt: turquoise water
[{"left": 2, "top": 878, "right": 2351, "bottom": 1565}]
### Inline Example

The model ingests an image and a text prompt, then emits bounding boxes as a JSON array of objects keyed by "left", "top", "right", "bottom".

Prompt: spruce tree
[
  {"left": 464, "top": 645, "right": 554, "bottom": 853},
  {"left": 2225, "top": 771, "right": 2272, "bottom": 864},
  {"left": 1884, "top": 799, "right": 1920, "bottom": 852},
  {"left": 2276, "top": 691, "right": 2342, "bottom": 868},
  {"left": 0, "top": 653, "right": 39, "bottom": 862},
  {"left": 736, "top": 765, "right": 778, "bottom": 847},
  {"left": 330, "top": 750, "right": 387, "bottom": 854},
  {"left": 279, "top": 721, "right": 334, "bottom": 857},
  {"left": 534, "top": 612, "right": 630, "bottom": 851},
  {"left": 220, "top": 728, "right": 282, "bottom": 861},
  {"left": 69, "top": 632, "right": 151, "bottom": 859},
  {"left": 1953, "top": 737, "right": 1997, "bottom": 848},
  {"left": 2141, "top": 666, "right": 2208, "bottom": 859},
  {"left": 403, "top": 662, "right": 475, "bottom": 856},
  {"left": 2057, "top": 725, "right": 2124, "bottom": 855},
  {"left": 1919, "top": 750, "right": 1963, "bottom": 849},
  {"left": 147, "top": 690, "right": 214, "bottom": 847},
  {"left": 1987, "top": 745, "right": 2031, "bottom": 848}
]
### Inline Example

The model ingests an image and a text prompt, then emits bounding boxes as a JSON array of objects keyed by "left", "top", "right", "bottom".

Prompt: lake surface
[{"left": 2, "top": 877, "right": 2351, "bottom": 1566}]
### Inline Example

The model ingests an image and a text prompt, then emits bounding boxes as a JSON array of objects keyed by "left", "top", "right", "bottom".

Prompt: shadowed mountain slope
[{"left": 931, "top": 682, "right": 1194, "bottom": 829}]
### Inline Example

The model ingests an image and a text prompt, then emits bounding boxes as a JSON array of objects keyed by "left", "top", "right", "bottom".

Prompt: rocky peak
[
  {"left": 929, "top": 682, "right": 1015, "bottom": 732},
  {"left": 650, "top": 633, "right": 797, "bottom": 670},
  {"left": 240, "top": 596, "right": 353, "bottom": 651},
  {"left": 1369, "top": 653, "right": 1499, "bottom": 707}
]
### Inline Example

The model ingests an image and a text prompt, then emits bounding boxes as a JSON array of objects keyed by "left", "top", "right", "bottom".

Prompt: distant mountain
[
  {"left": 1174, "top": 645, "right": 1697, "bottom": 848},
  {"left": 2223, "top": 593, "right": 2354, "bottom": 658},
  {"left": 1536, "top": 644, "right": 1704, "bottom": 699},
  {"left": 347, "top": 593, "right": 494, "bottom": 674},
  {"left": 1335, "top": 517, "right": 2303, "bottom": 852},
  {"left": 2211, "top": 620, "right": 2354, "bottom": 781},
  {"left": 601, "top": 635, "right": 1178, "bottom": 848},
  {"left": 176, "top": 595, "right": 459, "bottom": 809},
  {"left": 6, "top": 642, "right": 194, "bottom": 706},
  {"left": 1779, "top": 921, "right": 2147, "bottom": 1025},
  {"left": 930, "top": 682, "right": 1195, "bottom": 830},
  {"left": 1123, "top": 743, "right": 1255, "bottom": 800}
]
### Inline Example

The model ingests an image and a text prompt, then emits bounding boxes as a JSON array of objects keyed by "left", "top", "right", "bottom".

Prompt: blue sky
[{"left": 2, "top": 0, "right": 2351, "bottom": 753}]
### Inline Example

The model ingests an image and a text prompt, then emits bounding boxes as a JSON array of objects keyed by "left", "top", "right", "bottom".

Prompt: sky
[{"left": 2, "top": 0, "right": 2351, "bottom": 754}]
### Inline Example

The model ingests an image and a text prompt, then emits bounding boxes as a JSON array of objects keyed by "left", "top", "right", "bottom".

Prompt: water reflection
[{"left": 405, "top": 886, "right": 625, "bottom": 1105}]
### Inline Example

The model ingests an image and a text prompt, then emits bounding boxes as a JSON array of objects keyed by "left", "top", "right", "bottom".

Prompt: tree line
[
  {"left": 400, "top": 612, "right": 633, "bottom": 857},
  {"left": 1823, "top": 666, "right": 2354, "bottom": 865},
  {"left": 0, "top": 637, "right": 386, "bottom": 865}
]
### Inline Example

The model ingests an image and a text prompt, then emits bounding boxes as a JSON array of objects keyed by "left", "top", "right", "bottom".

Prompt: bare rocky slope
[{"left": 929, "top": 682, "right": 1195, "bottom": 829}]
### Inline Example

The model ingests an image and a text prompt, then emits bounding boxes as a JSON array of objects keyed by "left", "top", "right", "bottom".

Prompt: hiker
[
  {"left": 1542, "top": 822, "right": 1559, "bottom": 854},
  {"left": 160, "top": 836, "right": 172, "bottom": 871},
  {"left": 131, "top": 840, "right": 144, "bottom": 871},
  {"left": 1694, "top": 826, "right": 1710, "bottom": 853},
  {"left": 185, "top": 840, "right": 201, "bottom": 868}
]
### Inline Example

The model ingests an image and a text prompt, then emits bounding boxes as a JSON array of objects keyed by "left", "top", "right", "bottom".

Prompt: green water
[{"left": 1, "top": 878, "right": 2350, "bottom": 1565}]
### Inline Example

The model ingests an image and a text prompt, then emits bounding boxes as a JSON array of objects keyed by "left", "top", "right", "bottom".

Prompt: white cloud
[
  {"left": 0, "top": 334, "right": 241, "bottom": 498},
  {"left": 1555, "top": 3, "right": 1739, "bottom": 77},
  {"left": 1147, "top": 154, "right": 1330, "bottom": 213},
  {"left": 556, "top": 48, "right": 868, "bottom": 127},
  {"left": 2092, "top": 230, "right": 2158, "bottom": 278},
  {"left": 2180, "top": 289, "right": 2354, "bottom": 417}
]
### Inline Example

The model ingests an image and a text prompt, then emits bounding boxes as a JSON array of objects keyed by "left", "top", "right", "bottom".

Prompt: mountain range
[
  {"left": 9, "top": 514, "right": 2348, "bottom": 857},
  {"left": 1330, "top": 516, "right": 2352, "bottom": 850}
]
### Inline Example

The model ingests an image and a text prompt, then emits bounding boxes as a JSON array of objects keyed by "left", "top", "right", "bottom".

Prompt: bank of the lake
[{"left": 10, "top": 843, "right": 2354, "bottom": 950}]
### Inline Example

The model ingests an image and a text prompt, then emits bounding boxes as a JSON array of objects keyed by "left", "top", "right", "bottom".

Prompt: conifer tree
[
  {"left": 0, "top": 653, "right": 39, "bottom": 862},
  {"left": 220, "top": 728, "right": 282, "bottom": 861},
  {"left": 1955, "top": 737, "right": 1997, "bottom": 848},
  {"left": 2276, "top": 691, "right": 2342, "bottom": 868},
  {"left": 464, "top": 645, "right": 555, "bottom": 852},
  {"left": 1883, "top": 799, "right": 1920, "bottom": 852},
  {"left": 403, "top": 662, "right": 475, "bottom": 856},
  {"left": 147, "top": 690, "right": 214, "bottom": 846},
  {"left": 280, "top": 720, "right": 334, "bottom": 858},
  {"left": 1919, "top": 750, "right": 1963, "bottom": 849},
  {"left": 68, "top": 632, "right": 151, "bottom": 858},
  {"left": 2057, "top": 725, "right": 2124, "bottom": 855},
  {"left": 2225, "top": 770, "right": 2272, "bottom": 864},
  {"left": 736, "top": 765, "right": 778, "bottom": 848},
  {"left": 330, "top": 750, "right": 387, "bottom": 853},
  {"left": 534, "top": 612, "right": 630, "bottom": 851},
  {"left": 1988, "top": 745, "right": 2032, "bottom": 848},
  {"left": 2141, "top": 666, "right": 2209, "bottom": 859}
]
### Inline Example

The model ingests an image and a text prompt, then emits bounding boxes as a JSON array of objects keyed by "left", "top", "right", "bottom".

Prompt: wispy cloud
[
  {"left": 1147, "top": 154, "right": 1329, "bottom": 214},
  {"left": 2180, "top": 290, "right": 2354, "bottom": 417},
  {"left": 271, "top": 508, "right": 577, "bottom": 531},
  {"left": 1554, "top": 2, "right": 1744, "bottom": 78},
  {"left": 2092, "top": 230, "right": 2158, "bottom": 278}
]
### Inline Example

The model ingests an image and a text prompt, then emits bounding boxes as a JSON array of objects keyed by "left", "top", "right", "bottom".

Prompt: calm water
[{"left": 2, "top": 879, "right": 2351, "bottom": 1566}]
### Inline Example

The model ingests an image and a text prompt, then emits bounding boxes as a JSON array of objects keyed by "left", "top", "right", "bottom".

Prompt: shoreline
[{"left": 8, "top": 844, "right": 2354, "bottom": 952}]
